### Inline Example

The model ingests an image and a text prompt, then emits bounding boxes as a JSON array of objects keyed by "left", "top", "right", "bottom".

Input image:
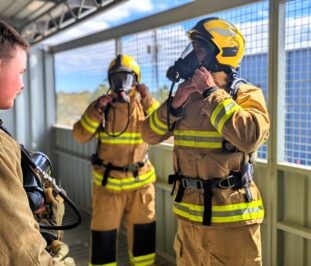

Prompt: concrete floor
[{"left": 63, "top": 211, "right": 175, "bottom": 266}]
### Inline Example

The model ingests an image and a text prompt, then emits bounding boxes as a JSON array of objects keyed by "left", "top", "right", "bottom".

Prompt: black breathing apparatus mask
[
  {"left": 110, "top": 71, "right": 135, "bottom": 103},
  {"left": 166, "top": 37, "right": 217, "bottom": 82},
  {"left": 165, "top": 37, "right": 219, "bottom": 132}
]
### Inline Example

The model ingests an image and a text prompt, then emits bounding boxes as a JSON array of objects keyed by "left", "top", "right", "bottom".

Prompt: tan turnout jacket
[
  {"left": 0, "top": 129, "right": 60, "bottom": 265},
  {"left": 73, "top": 92, "right": 160, "bottom": 191},
  {"left": 142, "top": 83, "right": 270, "bottom": 227}
]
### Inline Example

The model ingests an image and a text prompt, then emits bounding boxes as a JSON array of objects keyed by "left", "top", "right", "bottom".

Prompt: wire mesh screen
[
  {"left": 54, "top": 40, "right": 116, "bottom": 127},
  {"left": 285, "top": 0, "right": 311, "bottom": 166},
  {"left": 121, "top": 22, "right": 192, "bottom": 102},
  {"left": 121, "top": 32, "right": 157, "bottom": 97},
  {"left": 213, "top": 1, "right": 269, "bottom": 160}
]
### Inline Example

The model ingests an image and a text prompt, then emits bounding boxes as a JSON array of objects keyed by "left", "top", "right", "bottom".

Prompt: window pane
[
  {"left": 54, "top": 40, "right": 116, "bottom": 126},
  {"left": 284, "top": 0, "right": 311, "bottom": 166}
]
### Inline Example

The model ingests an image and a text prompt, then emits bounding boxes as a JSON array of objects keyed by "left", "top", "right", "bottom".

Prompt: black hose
[
  {"left": 166, "top": 78, "right": 177, "bottom": 132},
  {"left": 104, "top": 101, "right": 130, "bottom": 137}
]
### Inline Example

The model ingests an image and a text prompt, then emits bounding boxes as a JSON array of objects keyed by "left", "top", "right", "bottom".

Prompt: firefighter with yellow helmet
[
  {"left": 73, "top": 55, "right": 160, "bottom": 265},
  {"left": 142, "top": 17, "right": 270, "bottom": 265}
]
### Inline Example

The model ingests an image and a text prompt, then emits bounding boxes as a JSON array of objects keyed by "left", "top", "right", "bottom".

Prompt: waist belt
[
  {"left": 91, "top": 154, "right": 148, "bottom": 186},
  {"left": 168, "top": 163, "right": 253, "bottom": 226}
]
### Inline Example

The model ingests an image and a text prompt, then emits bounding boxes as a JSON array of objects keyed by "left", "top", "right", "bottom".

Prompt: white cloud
[
  {"left": 55, "top": 40, "right": 116, "bottom": 75},
  {"left": 41, "top": 20, "right": 109, "bottom": 45},
  {"left": 96, "top": 0, "right": 153, "bottom": 23},
  {"left": 42, "top": 0, "right": 153, "bottom": 45}
]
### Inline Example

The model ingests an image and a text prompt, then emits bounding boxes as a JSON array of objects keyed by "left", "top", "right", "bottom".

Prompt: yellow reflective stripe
[
  {"left": 217, "top": 105, "right": 241, "bottom": 133},
  {"left": 84, "top": 113, "right": 100, "bottom": 127},
  {"left": 212, "top": 199, "right": 263, "bottom": 211},
  {"left": 99, "top": 132, "right": 143, "bottom": 144},
  {"left": 212, "top": 210, "right": 264, "bottom": 223},
  {"left": 154, "top": 110, "right": 167, "bottom": 129},
  {"left": 100, "top": 138, "right": 143, "bottom": 144},
  {"left": 174, "top": 140, "right": 222, "bottom": 148},
  {"left": 145, "top": 101, "right": 160, "bottom": 115},
  {"left": 89, "top": 262, "right": 117, "bottom": 266},
  {"left": 100, "top": 132, "right": 141, "bottom": 137},
  {"left": 80, "top": 119, "right": 95, "bottom": 133},
  {"left": 173, "top": 206, "right": 203, "bottom": 222},
  {"left": 173, "top": 199, "right": 264, "bottom": 223},
  {"left": 174, "top": 130, "right": 222, "bottom": 137},
  {"left": 92, "top": 168, "right": 156, "bottom": 191},
  {"left": 80, "top": 113, "right": 100, "bottom": 134},
  {"left": 150, "top": 110, "right": 167, "bottom": 135},
  {"left": 129, "top": 252, "right": 155, "bottom": 266},
  {"left": 211, "top": 99, "right": 241, "bottom": 133},
  {"left": 174, "top": 130, "right": 223, "bottom": 148}
]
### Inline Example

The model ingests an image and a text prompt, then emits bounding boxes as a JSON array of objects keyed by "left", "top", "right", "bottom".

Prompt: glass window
[
  {"left": 54, "top": 40, "right": 116, "bottom": 127},
  {"left": 284, "top": 0, "right": 311, "bottom": 166}
]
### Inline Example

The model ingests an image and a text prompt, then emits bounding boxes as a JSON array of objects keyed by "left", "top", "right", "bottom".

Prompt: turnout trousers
[
  {"left": 90, "top": 183, "right": 156, "bottom": 266},
  {"left": 174, "top": 219, "right": 262, "bottom": 266}
]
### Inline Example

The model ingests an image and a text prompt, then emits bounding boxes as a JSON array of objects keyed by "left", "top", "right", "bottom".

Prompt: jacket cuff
[
  {"left": 170, "top": 105, "right": 183, "bottom": 117},
  {"left": 87, "top": 101, "right": 103, "bottom": 121},
  {"left": 202, "top": 86, "right": 219, "bottom": 99}
]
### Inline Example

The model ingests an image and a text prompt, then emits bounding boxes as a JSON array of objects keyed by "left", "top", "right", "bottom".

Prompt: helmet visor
[
  {"left": 110, "top": 72, "right": 135, "bottom": 94},
  {"left": 179, "top": 37, "right": 215, "bottom": 64}
]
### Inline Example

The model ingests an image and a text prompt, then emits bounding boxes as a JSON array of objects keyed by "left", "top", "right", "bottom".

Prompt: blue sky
[
  {"left": 53, "top": 0, "right": 192, "bottom": 93},
  {"left": 46, "top": 0, "right": 192, "bottom": 46}
]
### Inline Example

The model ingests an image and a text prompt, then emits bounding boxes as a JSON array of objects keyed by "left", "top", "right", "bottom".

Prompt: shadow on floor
[{"left": 63, "top": 210, "right": 175, "bottom": 266}]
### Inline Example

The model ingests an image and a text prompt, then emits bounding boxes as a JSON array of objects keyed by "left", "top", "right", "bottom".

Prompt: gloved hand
[
  {"left": 136, "top": 83, "right": 149, "bottom": 98},
  {"left": 45, "top": 188, "right": 65, "bottom": 227},
  {"left": 95, "top": 94, "right": 113, "bottom": 114},
  {"left": 36, "top": 188, "right": 65, "bottom": 240},
  {"left": 49, "top": 240, "right": 76, "bottom": 266}
]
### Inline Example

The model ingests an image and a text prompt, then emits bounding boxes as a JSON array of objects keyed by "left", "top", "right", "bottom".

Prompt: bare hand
[
  {"left": 171, "top": 80, "right": 197, "bottom": 109},
  {"left": 136, "top": 83, "right": 149, "bottom": 98},
  {"left": 95, "top": 95, "right": 113, "bottom": 114},
  {"left": 191, "top": 67, "right": 216, "bottom": 94}
]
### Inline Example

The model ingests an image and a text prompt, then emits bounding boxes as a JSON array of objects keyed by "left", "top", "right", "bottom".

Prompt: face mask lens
[
  {"left": 110, "top": 72, "right": 135, "bottom": 94},
  {"left": 180, "top": 42, "right": 193, "bottom": 59}
]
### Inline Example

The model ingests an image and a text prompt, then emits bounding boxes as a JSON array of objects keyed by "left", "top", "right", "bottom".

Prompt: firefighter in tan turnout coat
[
  {"left": 0, "top": 20, "right": 74, "bottom": 266},
  {"left": 73, "top": 55, "right": 160, "bottom": 266},
  {"left": 142, "top": 17, "right": 270, "bottom": 265}
]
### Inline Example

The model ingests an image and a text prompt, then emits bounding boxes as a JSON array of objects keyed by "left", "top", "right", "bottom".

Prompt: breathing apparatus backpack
[{"left": 0, "top": 120, "right": 82, "bottom": 241}]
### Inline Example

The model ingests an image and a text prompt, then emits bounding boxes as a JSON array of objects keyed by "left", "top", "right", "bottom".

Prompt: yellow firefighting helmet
[
  {"left": 188, "top": 17, "right": 245, "bottom": 69},
  {"left": 108, "top": 54, "right": 141, "bottom": 83}
]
